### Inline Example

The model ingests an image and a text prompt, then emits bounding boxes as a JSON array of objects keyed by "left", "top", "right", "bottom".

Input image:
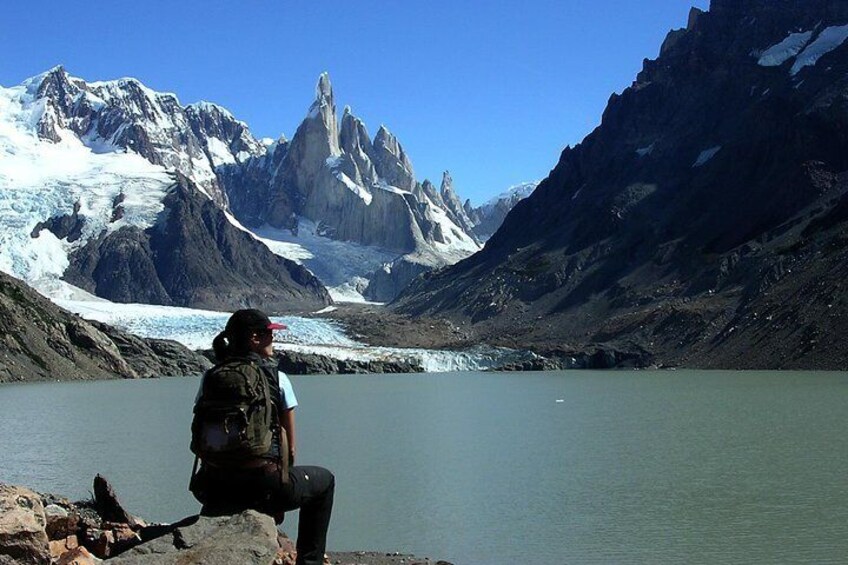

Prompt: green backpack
[{"left": 190, "top": 357, "right": 276, "bottom": 464}]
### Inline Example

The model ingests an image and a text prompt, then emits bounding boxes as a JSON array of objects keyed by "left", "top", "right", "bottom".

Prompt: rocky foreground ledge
[{"left": 0, "top": 477, "right": 451, "bottom": 565}]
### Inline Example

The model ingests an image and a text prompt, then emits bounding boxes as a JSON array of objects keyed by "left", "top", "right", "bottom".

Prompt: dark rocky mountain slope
[
  {"left": 50, "top": 175, "right": 332, "bottom": 313},
  {"left": 395, "top": 0, "right": 848, "bottom": 369},
  {"left": 0, "top": 270, "right": 210, "bottom": 382}
]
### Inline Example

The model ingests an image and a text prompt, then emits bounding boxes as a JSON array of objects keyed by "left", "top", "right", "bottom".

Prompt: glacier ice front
[{"left": 57, "top": 298, "right": 537, "bottom": 373}]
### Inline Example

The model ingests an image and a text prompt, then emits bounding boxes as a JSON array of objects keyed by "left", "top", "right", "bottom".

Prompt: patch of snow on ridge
[
  {"left": 0, "top": 81, "right": 170, "bottom": 291},
  {"left": 791, "top": 24, "right": 848, "bottom": 75},
  {"left": 636, "top": 144, "right": 655, "bottom": 157},
  {"left": 758, "top": 31, "right": 813, "bottom": 66},
  {"left": 693, "top": 146, "right": 721, "bottom": 167},
  {"left": 205, "top": 137, "right": 236, "bottom": 167},
  {"left": 334, "top": 171, "right": 373, "bottom": 205},
  {"left": 479, "top": 181, "right": 538, "bottom": 210},
  {"left": 417, "top": 192, "right": 481, "bottom": 259}
]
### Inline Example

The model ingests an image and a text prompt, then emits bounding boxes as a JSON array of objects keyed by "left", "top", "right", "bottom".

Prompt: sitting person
[{"left": 190, "top": 309, "right": 334, "bottom": 565}]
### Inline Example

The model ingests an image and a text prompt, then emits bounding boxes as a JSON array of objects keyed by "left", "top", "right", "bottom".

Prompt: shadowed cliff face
[
  {"left": 394, "top": 0, "right": 848, "bottom": 369},
  {"left": 59, "top": 176, "right": 332, "bottom": 313},
  {"left": 0, "top": 270, "right": 210, "bottom": 383}
]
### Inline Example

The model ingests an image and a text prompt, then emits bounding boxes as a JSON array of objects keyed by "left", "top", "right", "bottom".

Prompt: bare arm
[{"left": 281, "top": 408, "right": 296, "bottom": 465}]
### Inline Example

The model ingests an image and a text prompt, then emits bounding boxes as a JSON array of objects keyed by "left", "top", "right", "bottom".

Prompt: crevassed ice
[
  {"left": 57, "top": 298, "right": 535, "bottom": 372},
  {"left": 757, "top": 31, "right": 813, "bottom": 67},
  {"left": 278, "top": 343, "right": 539, "bottom": 373},
  {"left": 56, "top": 298, "right": 358, "bottom": 350},
  {"left": 791, "top": 24, "right": 848, "bottom": 75}
]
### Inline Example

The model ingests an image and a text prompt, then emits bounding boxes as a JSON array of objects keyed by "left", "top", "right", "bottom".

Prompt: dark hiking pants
[{"left": 196, "top": 463, "right": 335, "bottom": 565}]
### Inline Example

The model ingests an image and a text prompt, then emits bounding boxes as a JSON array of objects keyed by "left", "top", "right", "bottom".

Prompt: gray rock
[
  {"left": 371, "top": 125, "right": 416, "bottom": 192},
  {"left": 109, "top": 511, "right": 278, "bottom": 565},
  {"left": 364, "top": 257, "right": 434, "bottom": 303},
  {"left": 278, "top": 351, "right": 423, "bottom": 375},
  {"left": 439, "top": 172, "right": 477, "bottom": 239}
]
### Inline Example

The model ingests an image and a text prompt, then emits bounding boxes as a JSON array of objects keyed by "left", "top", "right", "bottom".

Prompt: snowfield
[{"left": 0, "top": 79, "right": 171, "bottom": 293}]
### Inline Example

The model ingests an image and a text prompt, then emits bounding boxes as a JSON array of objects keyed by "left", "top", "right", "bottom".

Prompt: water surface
[{"left": 1, "top": 370, "right": 846, "bottom": 564}]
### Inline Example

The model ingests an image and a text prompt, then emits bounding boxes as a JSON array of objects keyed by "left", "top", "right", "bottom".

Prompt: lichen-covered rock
[{"left": 0, "top": 485, "right": 50, "bottom": 565}]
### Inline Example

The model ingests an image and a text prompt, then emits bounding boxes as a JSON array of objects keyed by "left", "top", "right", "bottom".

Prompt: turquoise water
[{"left": 2, "top": 371, "right": 847, "bottom": 564}]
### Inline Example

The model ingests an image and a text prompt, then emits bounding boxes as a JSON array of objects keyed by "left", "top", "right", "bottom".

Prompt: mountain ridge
[
  {"left": 393, "top": 0, "right": 848, "bottom": 369},
  {"left": 1, "top": 68, "right": 518, "bottom": 304}
]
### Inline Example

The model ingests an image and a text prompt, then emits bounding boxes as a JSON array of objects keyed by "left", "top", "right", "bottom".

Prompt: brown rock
[
  {"left": 93, "top": 475, "right": 139, "bottom": 527},
  {"left": 56, "top": 546, "right": 100, "bottom": 565},
  {"left": 276, "top": 532, "right": 297, "bottom": 564},
  {"left": 44, "top": 504, "right": 79, "bottom": 540},
  {"left": 109, "top": 523, "right": 142, "bottom": 555},
  {"left": 0, "top": 484, "right": 50, "bottom": 565},
  {"left": 49, "top": 536, "right": 79, "bottom": 561},
  {"left": 92, "top": 530, "right": 115, "bottom": 559}
]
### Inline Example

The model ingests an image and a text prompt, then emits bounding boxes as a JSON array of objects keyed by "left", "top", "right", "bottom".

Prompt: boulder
[
  {"left": 93, "top": 475, "right": 140, "bottom": 528},
  {"left": 109, "top": 511, "right": 278, "bottom": 565},
  {"left": 55, "top": 546, "right": 100, "bottom": 565},
  {"left": 0, "top": 485, "right": 50, "bottom": 565},
  {"left": 49, "top": 535, "right": 79, "bottom": 561},
  {"left": 44, "top": 504, "right": 78, "bottom": 539}
]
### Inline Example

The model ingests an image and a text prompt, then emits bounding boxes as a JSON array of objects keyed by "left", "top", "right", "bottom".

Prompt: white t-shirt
[{"left": 278, "top": 371, "right": 298, "bottom": 410}]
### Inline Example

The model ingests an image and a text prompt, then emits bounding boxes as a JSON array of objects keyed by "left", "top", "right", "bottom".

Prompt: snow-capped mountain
[
  {"left": 32, "top": 66, "right": 263, "bottom": 208},
  {"left": 0, "top": 67, "right": 330, "bottom": 312},
  {"left": 0, "top": 68, "right": 485, "bottom": 305},
  {"left": 463, "top": 181, "right": 539, "bottom": 240},
  {"left": 215, "top": 73, "right": 483, "bottom": 301}
]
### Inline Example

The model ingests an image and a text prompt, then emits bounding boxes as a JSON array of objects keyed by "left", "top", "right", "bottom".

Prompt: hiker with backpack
[{"left": 189, "top": 309, "right": 334, "bottom": 565}]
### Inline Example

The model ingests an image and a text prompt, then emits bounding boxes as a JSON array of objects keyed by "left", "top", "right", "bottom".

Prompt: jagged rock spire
[
  {"left": 305, "top": 72, "right": 340, "bottom": 156},
  {"left": 439, "top": 170, "right": 476, "bottom": 237},
  {"left": 372, "top": 125, "right": 415, "bottom": 190},
  {"left": 339, "top": 106, "right": 378, "bottom": 185}
]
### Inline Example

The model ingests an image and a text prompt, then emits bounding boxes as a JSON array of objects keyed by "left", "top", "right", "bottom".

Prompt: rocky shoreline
[
  {"left": 0, "top": 476, "right": 450, "bottom": 565},
  {"left": 316, "top": 303, "right": 655, "bottom": 370}
]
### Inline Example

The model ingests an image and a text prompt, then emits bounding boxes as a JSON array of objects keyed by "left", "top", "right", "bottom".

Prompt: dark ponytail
[
  {"left": 212, "top": 328, "right": 252, "bottom": 362},
  {"left": 212, "top": 331, "right": 231, "bottom": 362}
]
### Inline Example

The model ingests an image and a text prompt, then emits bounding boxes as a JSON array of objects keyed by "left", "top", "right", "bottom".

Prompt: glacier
[
  {"left": 58, "top": 296, "right": 536, "bottom": 373},
  {"left": 0, "top": 79, "right": 171, "bottom": 292}
]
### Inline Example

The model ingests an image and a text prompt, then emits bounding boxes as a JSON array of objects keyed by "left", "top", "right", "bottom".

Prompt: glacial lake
[{"left": 2, "top": 370, "right": 847, "bottom": 564}]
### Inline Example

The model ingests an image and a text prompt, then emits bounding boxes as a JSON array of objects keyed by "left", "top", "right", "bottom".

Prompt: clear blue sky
[{"left": 1, "top": 0, "right": 709, "bottom": 205}]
